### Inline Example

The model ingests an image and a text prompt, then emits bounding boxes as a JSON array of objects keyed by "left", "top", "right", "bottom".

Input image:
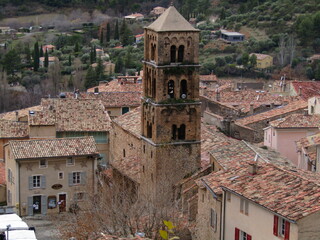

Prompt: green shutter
[{"left": 41, "top": 195, "right": 47, "bottom": 215}]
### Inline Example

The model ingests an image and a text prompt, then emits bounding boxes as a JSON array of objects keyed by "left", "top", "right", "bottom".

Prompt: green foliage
[
  {"left": 2, "top": 49, "right": 21, "bottom": 76},
  {"left": 84, "top": 66, "right": 97, "bottom": 89},
  {"left": 44, "top": 50, "right": 49, "bottom": 68},
  {"left": 33, "top": 41, "right": 40, "bottom": 72},
  {"left": 159, "top": 220, "right": 179, "bottom": 240}
]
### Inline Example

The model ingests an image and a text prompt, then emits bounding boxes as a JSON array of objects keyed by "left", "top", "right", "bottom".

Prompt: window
[
  {"left": 39, "top": 159, "right": 47, "bottom": 168},
  {"left": 123, "top": 149, "right": 126, "bottom": 157},
  {"left": 122, "top": 107, "right": 130, "bottom": 115},
  {"left": 48, "top": 196, "right": 57, "bottom": 209},
  {"left": 73, "top": 172, "right": 81, "bottom": 184},
  {"left": 240, "top": 198, "right": 249, "bottom": 215},
  {"left": 178, "top": 124, "right": 186, "bottom": 140},
  {"left": 273, "top": 215, "right": 290, "bottom": 239},
  {"left": 7, "top": 169, "right": 12, "bottom": 183},
  {"left": 33, "top": 175, "right": 41, "bottom": 188},
  {"left": 172, "top": 124, "right": 177, "bottom": 140},
  {"left": 210, "top": 208, "right": 217, "bottom": 232},
  {"left": 170, "top": 45, "right": 176, "bottom": 62},
  {"left": 235, "top": 228, "right": 252, "bottom": 240},
  {"left": 311, "top": 106, "right": 314, "bottom": 114},
  {"left": 178, "top": 45, "right": 184, "bottom": 62},
  {"left": 58, "top": 172, "right": 64, "bottom": 180},
  {"left": 168, "top": 80, "right": 175, "bottom": 98},
  {"left": 67, "top": 157, "right": 75, "bottom": 166},
  {"left": 180, "top": 80, "right": 187, "bottom": 99}
]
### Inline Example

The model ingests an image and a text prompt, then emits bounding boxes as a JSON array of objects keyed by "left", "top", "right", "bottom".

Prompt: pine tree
[
  {"left": 84, "top": 66, "right": 97, "bottom": 89},
  {"left": 33, "top": 42, "right": 40, "bottom": 71},
  {"left": 44, "top": 49, "right": 49, "bottom": 68},
  {"left": 114, "top": 20, "right": 119, "bottom": 40},
  {"left": 106, "top": 23, "right": 111, "bottom": 42}
]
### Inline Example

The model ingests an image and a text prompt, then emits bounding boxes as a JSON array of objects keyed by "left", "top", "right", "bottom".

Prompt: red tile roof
[
  {"left": 65, "top": 92, "right": 141, "bottom": 108},
  {"left": 235, "top": 99, "right": 307, "bottom": 126},
  {"left": 0, "top": 120, "right": 29, "bottom": 138},
  {"left": 113, "top": 107, "right": 141, "bottom": 138},
  {"left": 0, "top": 106, "right": 42, "bottom": 121},
  {"left": 203, "top": 162, "right": 320, "bottom": 221},
  {"left": 87, "top": 79, "right": 142, "bottom": 93},
  {"left": 269, "top": 113, "right": 320, "bottom": 128},
  {"left": 296, "top": 133, "right": 320, "bottom": 149},
  {"left": 9, "top": 136, "right": 99, "bottom": 160},
  {"left": 291, "top": 81, "right": 320, "bottom": 100},
  {"left": 0, "top": 161, "right": 5, "bottom": 185}
]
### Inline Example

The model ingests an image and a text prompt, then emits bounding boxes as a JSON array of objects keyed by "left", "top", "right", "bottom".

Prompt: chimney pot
[{"left": 249, "top": 163, "right": 258, "bottom": 175}]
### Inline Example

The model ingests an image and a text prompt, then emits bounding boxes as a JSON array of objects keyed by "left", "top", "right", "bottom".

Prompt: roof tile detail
[
  {"left": 9, "top": 136, "right": 98, "bottom": 160},
  {"left": 0, "top": 120, "right": 29, "bottom": 138}
]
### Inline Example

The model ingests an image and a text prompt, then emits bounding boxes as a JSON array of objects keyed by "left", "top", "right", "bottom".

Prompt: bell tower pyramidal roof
[{"left": 146, "top": 6, "right": 199, "bottom": 32}]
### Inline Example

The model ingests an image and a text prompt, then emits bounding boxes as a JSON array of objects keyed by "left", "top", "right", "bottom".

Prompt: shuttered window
[
  {"left": 29, "top": 175, "right": 46, "bottom": 189},
  {"left": 235, "top": 228, "right": 252, "bottom": 240},
  {"left": 273, "top": 215, "right": 290, "bottom": 240},
  {"left": 69, "top": 172, "right": 86, "bottom": 186}
]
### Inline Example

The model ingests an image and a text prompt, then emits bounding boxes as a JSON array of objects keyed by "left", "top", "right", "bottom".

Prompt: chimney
[
  {"left": 249, "top": 103, "right": 254, "bottom": 115},
  {"left": 271, "top": 102, "right": 274, "bottom": 108},
  {"left": 298, "top": 86, "right": 302, "bottom": 96},
  {"left": 304, "top": 108, "right": 308, "bottom": 116},
  {"left": 248, "top": 163, "right": 258, "bottom": 175},
  {"left": 216, "top": 89, "right": 220, "bottom": 101},
  {"left": 15, "top": 111, "right": 19, "bottom": 121}
]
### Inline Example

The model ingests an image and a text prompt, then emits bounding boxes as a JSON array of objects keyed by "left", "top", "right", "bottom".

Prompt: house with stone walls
[
  {"left": 4, "top": 137, "right": 99, "bottom": 216},
  {"left": 232, "top": 99, "right": 307, "bottom": 142}
]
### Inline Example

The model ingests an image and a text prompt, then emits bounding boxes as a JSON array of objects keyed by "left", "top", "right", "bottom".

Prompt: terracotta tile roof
[
  {"left": 87, "top": 79, "right": 142, "bottom": 93},
  {"left": 0, "top": 119, "right": 29, "bottom": 138},
  {"left": 291, "top": 81, "right": 320, "bottom": 100},
  {"left": 29, "top": 98, "right": 111, "bottom": 132},
  {"left": 0, "top": 161, "right": 5, "bottom": 185},
  {"left": 269, "top": 113, "right": 320, "bottom": 128},
  {"left": 9, "top": 136, "right": 98, "bottom": 160},
  {"left": 65, "top": 92, "right": 141, "bottom": 108},
  {"left": 235, "top": 99, "right": 307, "bottom": 126},
  {"left": 210, "top": 141, "right": 291, "bottom": 171},
  {"left": 203, "top": 162, "right": 320, "bottom": 221},
  {"left": 0, "top": 106, "right": 42, "bottom": 121},
  {"left": 200, "top": 74, "right": 217, "bottom": 82},
  {"left": 200, "top": 124, "right": 239, "bottom": 167},
  {"left": 296, "top": 133, "right": 320, "bottom": 149},
  {"left": 112, "top": 155, "right": 141, "bottom": 183},
  {"left": 113, "top": 107, "right": 141, "bottom": 138}
]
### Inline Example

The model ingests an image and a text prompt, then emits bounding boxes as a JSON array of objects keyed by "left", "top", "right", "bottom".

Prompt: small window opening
[
  {"left": 172, "top": 125, "right": 177, "bottom": 140},
  {"left": 180, "top": 80, "right": 187, "bottom": 99},
  {"left": 170, "top": 45, "right": 176, "bottom": 63},
  {"left": 168, "top": 80, "right": 175, "bottom": 98},
  {"left": 178, "top": 45, "right": 184, "bottom": 62},
  {"left": 178, "top": 124, "right": 186, "bottom": 140}
]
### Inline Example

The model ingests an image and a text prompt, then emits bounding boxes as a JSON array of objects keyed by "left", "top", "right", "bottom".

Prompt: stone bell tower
[{"left": 140, "top": 6, "right": 201, "bottom": 204}]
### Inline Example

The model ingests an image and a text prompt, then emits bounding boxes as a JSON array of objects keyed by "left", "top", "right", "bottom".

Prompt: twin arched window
[
  {"left": 172, "top": 124, "right": 186, "bottom": 140},
  {"left": 168, "top": 80, "right": 187, "bottom": 99},
  {"left": 170, "top": 45, "right": 184, "bottom": 63}
]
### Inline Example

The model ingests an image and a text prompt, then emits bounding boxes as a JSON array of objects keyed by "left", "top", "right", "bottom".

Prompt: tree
[
  {"left": 2, "top": 49, "right": 21, "bottom": 76},
  {"left": 106, "top": 23, "right": 111, "bottom": 43},
  {"left": 124, "top": 47, "right": 133, "bottom": 68},
  {"left": 242, "top": 52, "right": 249, "bottom": 67},
  {"left": 69, "top": 54, "right": 72, "bottom": 66},
  {"left": 47, "top": 59, "right": 61, "bottom": 96},
  {"left": 114, "top": 20, "right": 119, "bottom": 40},
  {"left": 39, "top": 45, "right": 44, "bottom": 58},
  {"left": 100, "top": 28, "right": 104, "bottom": 44},
  {"left": 33, "top": 42, "right": 40, "bottom": 71},
  {"left": 84, "top": 66, "right": 97, "bottom": 89},
  {"left": 90, "top": 46, "right": 96, "bottom": 64},
  {"left": 74, "top": 42, "right": 80, "bottom": 53},
  {"left": 278, "top": 35, "right": 286, "bottom": 66},
  {"left": 96, "top": 58, "right": 105, "bottom": 81},
  {"left": 115, "top": 56, "right": 124, "bottom": 74},
  {"left": 249, "top": 54, "right": 257, "bottom": 69},
  {"left": 120, "top": 19, "right": 131, "bottom": 46},
  {"left": 44, "top": 49, "right": 49, "bottom": 68}
]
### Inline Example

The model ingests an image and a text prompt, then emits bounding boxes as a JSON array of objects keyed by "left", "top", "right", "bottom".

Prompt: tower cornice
[{"left": 143, "top": 60, "right": 201, "bottom": 68}]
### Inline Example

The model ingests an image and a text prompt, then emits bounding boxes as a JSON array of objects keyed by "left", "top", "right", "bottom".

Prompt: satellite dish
[{"left": 181, "top": 94, "right": 187, "bottom": 99}]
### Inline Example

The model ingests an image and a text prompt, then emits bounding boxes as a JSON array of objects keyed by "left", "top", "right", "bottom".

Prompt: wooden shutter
[
  {"left": 68, "top": 173, "right": 73, "bottom": 186},
  {"left": 273, "top": 215, "right": 279, "bottom": 236},
  {"left": 247, "top": 234, "right": 252, "bottom": 240},
  {"left": 284, "top": 221, "right": 290, "bottom": 240},
  {"left": 28, "top": 197, "right": 33, "bottom": 216},
  {"left": 28, "top": 176, "right": 33, "bottom": 190},
  {"left": 41, "top": 195, "right": 47, "bottom": 215},
  {"left": 235, "top": 228, "right": 240, "bottom": 240},
  {"left": 81, "top": 172, "right": 87, "bottom": 185},
  {"left": 41, "top": 176, "right": 46, "bottom": 189}
]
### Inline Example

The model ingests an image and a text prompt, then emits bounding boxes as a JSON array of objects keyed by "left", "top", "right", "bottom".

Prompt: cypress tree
[
  {"left": 69, "top": 54, "right": 72, "bottom": 66},
  {"left": 106, "top": 23, "right": 111, "bottom": 42},
  {"left": 33, "top": 42, "right": 40, "bottom": 71},
  {"left": 96, "top": 58, "right": 105, "bottom": 81},
  {"left": 100, "top": 28, "right": 104, "bottom": 44},
  {"left": 115, "top": 56, "right": 124, "bottom": 73},
  {"left": 44, "top": 49, "right": 49, "bottom": 68},
  {"left": 39, "top": 45, "right": 44, "bottom": 57},
  {"left": 114, "top": 20, "right": 119, "bottom": 40}
]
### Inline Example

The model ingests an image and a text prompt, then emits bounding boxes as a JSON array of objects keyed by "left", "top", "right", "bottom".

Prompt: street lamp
[{"left": 6, "top": 224, "right": 11, "bottom": 240}]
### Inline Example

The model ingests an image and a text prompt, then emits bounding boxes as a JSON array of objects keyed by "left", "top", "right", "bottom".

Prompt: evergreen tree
[
  {"left": 69, "top": 54, "right": 72, "bottom": 66},
  {"left": 75, "top": 42, "right": 80, "bottom": 53},
  {"left": 124, "top": 47, "right": 133, "bottom": 68},
  {"left": 44, "top": 49, "right": 49, "bottom": 68},
  {"left": 120, "top": 19, "right": 131, "bottom": 46},
  {"left": 2, "top": 49, "right": 21, "bottom": 76},
  {"left": 84, "top": 66, "right": 97, "bottom": 89},
  {"left": 90, "top": 46, "right": 96, "bottom": 64},
  {"left": 33, "top": 42, "right": 40, "bottom": 71},
  {"left": 100, "top": 28, "right": 104, "bottom": 44},
  {"left": 114, "top": 20, "right": 119, "bottom": 40},
  {"left": 39, "top": 45, "right": 44, "bottom": 57},
  {"left": 106, "top": 23, "right": 111, "bottom": 42},
  {"left": 115, "top": 56, "right": 124, "bottom": 73},
  {"left": 96, "top": 58, "right": 105, "bottom": 81},
  {"left": 25, "top": 45, "right": 31, "bottom": 65}
]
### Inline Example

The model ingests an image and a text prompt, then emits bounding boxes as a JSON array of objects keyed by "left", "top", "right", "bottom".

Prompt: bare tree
[
  {"left": 278, "top": 34, "right": 287, "bottom": 66},
  {"left": 47, "top": 59, "right": 62, "bottom": 96},
  {"left": 287, "top": 35, "right": 296, "bottom": 66}
]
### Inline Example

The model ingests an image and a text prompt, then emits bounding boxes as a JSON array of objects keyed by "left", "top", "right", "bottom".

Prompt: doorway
[
  {"left": 33, "top": 196, "right": 41, "bottom": 214},
  {"left": 59, "top": 194, "right": 66, "bottom": 212}
]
